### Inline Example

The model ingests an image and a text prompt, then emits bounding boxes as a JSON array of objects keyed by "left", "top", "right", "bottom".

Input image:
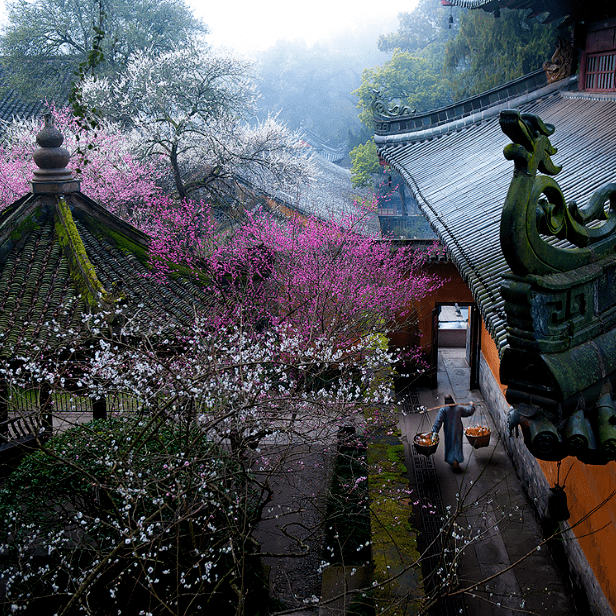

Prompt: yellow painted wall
[
  {"left": 482, "top": 320, "right": 616, "bottom": 610},
  {"left": 480, "top": 322, "right": 507, "bottom": 397}
]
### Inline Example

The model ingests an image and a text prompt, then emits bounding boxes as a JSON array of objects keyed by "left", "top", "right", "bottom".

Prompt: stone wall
[{"left": 478, "top": 353, "right": 614, "bottom": 616}]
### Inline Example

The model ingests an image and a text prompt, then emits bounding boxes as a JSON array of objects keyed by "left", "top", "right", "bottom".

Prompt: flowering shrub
[
  {"left": 0, "top": 302, "right": 400, "bottom": 613},
  {"left": 0, "top": 416, "right": 268, "bottom": 615},
  {"left": 143, "top": 201, "right": 444, "bottom": 352}
]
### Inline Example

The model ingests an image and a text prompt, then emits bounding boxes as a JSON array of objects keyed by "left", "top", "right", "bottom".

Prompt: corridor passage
[{"left": 398, "top": 348, "right": 577, "bottom": 616}]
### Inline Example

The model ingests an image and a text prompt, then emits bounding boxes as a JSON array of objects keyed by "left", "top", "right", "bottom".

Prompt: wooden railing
[{"left": 0, "top": 411, "right": 45, "bottom": 445}]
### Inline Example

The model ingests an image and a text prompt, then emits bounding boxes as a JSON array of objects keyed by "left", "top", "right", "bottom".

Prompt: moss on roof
[{"left": 0, "top": 190, "right": 210, "bottom": 358}]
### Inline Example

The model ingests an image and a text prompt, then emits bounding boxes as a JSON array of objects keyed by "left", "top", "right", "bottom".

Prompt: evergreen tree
[
  {"left": 0, "top": 0, "right": 206, "bottom": 102},
  {"left": 444, "top": 8, "right": 561, "bottom": 99},
  {"left": 349, "top": 138, "right": 380, "bottom": 188},
  {"left": 354, "top": 50, "right": 453, "bottom": 130},
  {"left": 377, "top": 0, "right": 462, "bottom": 55}
]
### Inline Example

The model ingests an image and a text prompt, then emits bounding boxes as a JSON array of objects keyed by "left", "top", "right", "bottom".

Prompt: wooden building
[
  {"left": 0, "top": 114, "right": 210, "bottom": 466},
  {"left": 375, "top": 1, "right": 616, "bottom": 612}
]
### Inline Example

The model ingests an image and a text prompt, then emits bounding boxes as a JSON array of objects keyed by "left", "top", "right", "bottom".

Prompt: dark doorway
[{"left": 430, "top": 302, "right": 480, "bottom": 390}]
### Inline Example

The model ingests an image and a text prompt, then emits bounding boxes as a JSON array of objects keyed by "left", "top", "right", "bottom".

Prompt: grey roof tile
[
  {"left": 376, "top": 86, "right": 616, "bottom": 353},
  {"left": 0, "top": 191, "right": 211, "bottom": 357}
]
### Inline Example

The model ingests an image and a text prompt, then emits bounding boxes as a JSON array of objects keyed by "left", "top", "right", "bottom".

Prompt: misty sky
[
  {"left": 189, "top": 0, "right": 421, "bottom": 57},
  {"left": 0, "top": 0, "right": 421, "bottom": 59}
]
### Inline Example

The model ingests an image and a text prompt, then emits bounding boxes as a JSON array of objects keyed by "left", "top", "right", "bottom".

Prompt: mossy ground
[
  {"left": 322, "top": 429, "right": 422, "bottom": 616},
  {"left": 368, "top": 437, "right": 422, "bottom": 616}
]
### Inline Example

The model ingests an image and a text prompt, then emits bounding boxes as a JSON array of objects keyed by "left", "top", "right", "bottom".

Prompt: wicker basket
[
  {"left": 464, "top": 426, "right": 491, "bottom": 449},
  {"left": 414, "top": 432, "right": 439, "bottom": 456}
]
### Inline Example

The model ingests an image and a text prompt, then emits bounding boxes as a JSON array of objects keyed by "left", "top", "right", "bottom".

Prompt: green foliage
[
  {"left": 0, "top": 417, "right": 220, "bottom": 538},
  {"left": 0, "top": 0, "right": 207, "bottom": 102},
  {"left": 354, "top": 50, "right": 453, "bottom": 130},
  {"left": 350, "top": 138, "right": 381, "bottom": 188},
  {"left": 377, "top": 0, "right": 463, "bottom": 54},
  {"left": 359, "top": 4, "right": 560, "bottom": 135},
  {"left": 360, "top": 0, "right": 459, "bottom": 135},
  {"left": 444, "top": 8, "right": 561, "bottom": 99}
]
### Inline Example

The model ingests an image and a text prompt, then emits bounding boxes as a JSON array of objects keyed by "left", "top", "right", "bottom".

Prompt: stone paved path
[{"left": 398, "top": 348, "right": 578, "bottom": 616}]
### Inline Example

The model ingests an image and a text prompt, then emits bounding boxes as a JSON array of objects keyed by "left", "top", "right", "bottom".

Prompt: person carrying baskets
[{"left": 431, "top": 395, "right": 475, "bottom": 472}]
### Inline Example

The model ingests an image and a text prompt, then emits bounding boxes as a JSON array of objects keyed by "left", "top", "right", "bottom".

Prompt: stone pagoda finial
[{"left": 31, "top": 112, "right": 80, "bottom": 194}]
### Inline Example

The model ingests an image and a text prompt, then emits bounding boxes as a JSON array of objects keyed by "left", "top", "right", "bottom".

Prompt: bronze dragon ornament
[{"left": 499, "top": 110, "right": 616, "bottom": 276}]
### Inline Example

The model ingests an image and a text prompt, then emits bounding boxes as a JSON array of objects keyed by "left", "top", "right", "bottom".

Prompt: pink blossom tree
[
  {"left": 0, "top": 106, "right": 161, "bottom": 218},
  {"left": 140, "top": 196, "right": 443, "bottom": 355},
  {"left": 0, "top": 110, "right": 448, "bottom": 613}
]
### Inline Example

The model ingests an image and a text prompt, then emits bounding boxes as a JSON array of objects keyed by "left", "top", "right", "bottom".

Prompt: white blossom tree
[{"left": 80, "top": 42, "right": 312, "bottom": 202}]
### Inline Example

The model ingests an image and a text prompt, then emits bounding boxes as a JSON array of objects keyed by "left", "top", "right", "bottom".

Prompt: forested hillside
[{"left": 350, "top": 0, "right": 561, "bottom": 186}]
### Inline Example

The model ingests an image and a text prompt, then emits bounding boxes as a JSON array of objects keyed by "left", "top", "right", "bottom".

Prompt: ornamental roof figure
[{"left": 31, "top": 112, "right": 80, "bottom": 194}]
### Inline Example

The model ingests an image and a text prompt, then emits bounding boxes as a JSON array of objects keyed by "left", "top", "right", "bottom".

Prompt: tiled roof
[
  {"left": 0, "top": 88, "right": 47, "bottom": 126},
  {"left": 375, "top": 76, "right": 616, "bottom": 353},
  {"left": 0, "top": 191, "right": 210, "bottom": 358},
  {"left": 0, "top": 66, "right": 71, "bottom": 125},
  {"left": 374, "top": 70, "right": 554, "bottom": 139},
  {"left": 244, "top": 156, "right": 381, "bottom": 237},
  {"left": 298, "top": 128, "right": 347, "bottom": 164}
]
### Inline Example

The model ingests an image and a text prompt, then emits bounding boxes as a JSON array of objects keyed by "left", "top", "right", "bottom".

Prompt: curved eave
[
  {"left": 377, "top": 89, "right": 616, "bottom": 355},
  {"left": 375, "top": 74, "right": 577, "bottom": 146},
  {"left": 443, "top": 0, "right": 615, "bottom": 27}
]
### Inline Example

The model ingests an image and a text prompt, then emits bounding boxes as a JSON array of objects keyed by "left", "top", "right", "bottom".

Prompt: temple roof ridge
[
  {"left": 375, "top": 70, "right": 578, "bottom": 145},
  {"left": 439, "top": 0, "right": 614, "bottom": 27}
]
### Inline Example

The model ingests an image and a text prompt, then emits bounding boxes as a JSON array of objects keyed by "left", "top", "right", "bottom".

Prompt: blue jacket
[{"left": 432, "top": 403, "right": 475, "bottom": 465}]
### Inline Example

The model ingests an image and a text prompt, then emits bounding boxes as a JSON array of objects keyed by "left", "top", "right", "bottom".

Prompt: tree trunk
[
  {"left": 93, "top": 395, "right": 107, "bottom": 420},
  {"left": 170, "top": 144, "right": 186, "bottom": 200},
  {"left": 40, "top": 383, "right": 53, "bottom": 441},
  {"left": 0, "top": 380, "right": 7, "bottom": 438}
]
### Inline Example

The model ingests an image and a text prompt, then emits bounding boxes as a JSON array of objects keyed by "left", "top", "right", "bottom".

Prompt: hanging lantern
[
  {"left": 494, "top": 9, "right": 501, "bottom": 18},
  {"left": 448, "top": 13, "right": 454, "bottom": 28},
  {"left": 545, "top": 485, "right": 570, "bottom": 522}
]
